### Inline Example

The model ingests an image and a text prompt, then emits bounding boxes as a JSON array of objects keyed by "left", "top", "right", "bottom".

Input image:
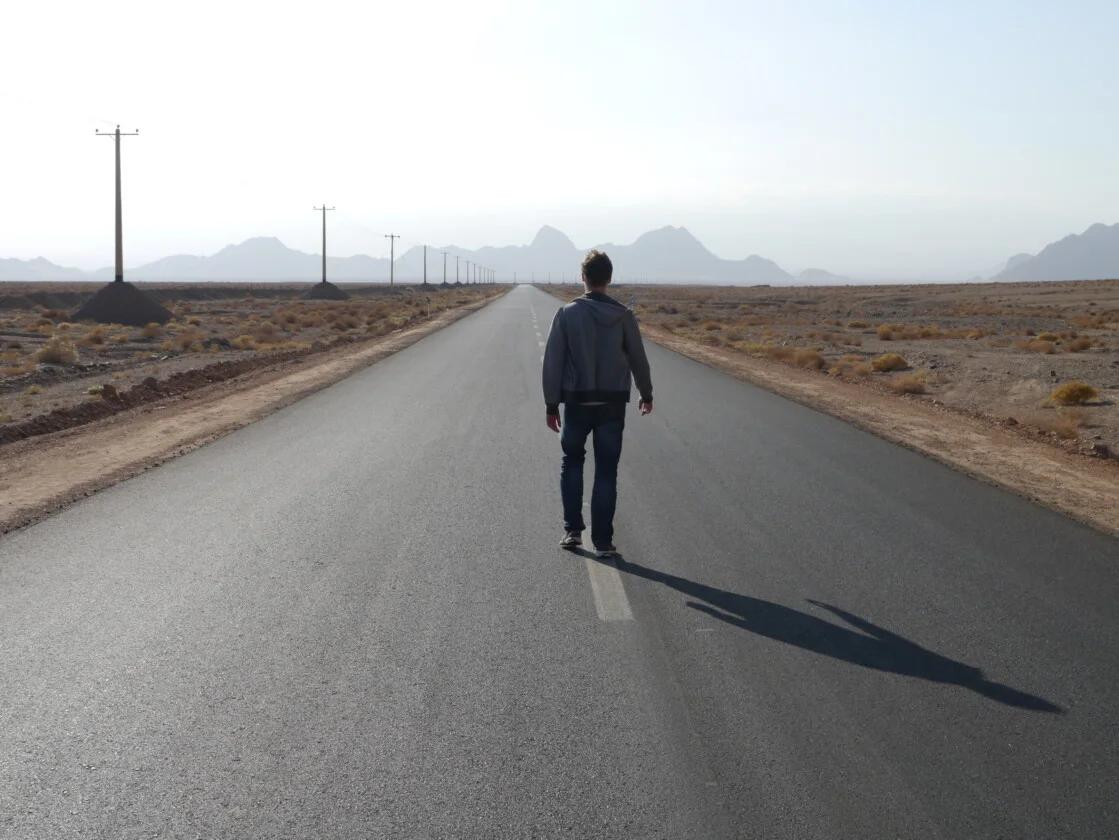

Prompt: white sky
[{"left": 2, "top": 0, "right": 1116, "bottom": 279}]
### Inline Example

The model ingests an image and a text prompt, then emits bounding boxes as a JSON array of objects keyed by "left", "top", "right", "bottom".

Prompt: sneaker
[
  {"left": 559, "top": 531, "right": 582, "bottom": 550},
  {"left": 595, "top": 544, "right": 620, "bottom": 560}
]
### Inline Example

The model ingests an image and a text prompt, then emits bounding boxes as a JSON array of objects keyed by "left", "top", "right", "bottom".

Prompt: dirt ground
[
  {"left": 547, "top": 279, "right": 1119, "bottom": 459},
  {"left": 0, "top": 289, "right": 503, "bottom": 533},
  {"left": 543, "top": 280, "right": 1119, "bottom": 536},
  {"left": 0, "top": 283, "right": 500, "bottom": 443}
]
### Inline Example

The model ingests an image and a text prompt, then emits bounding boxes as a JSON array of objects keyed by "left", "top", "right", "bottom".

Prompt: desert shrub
[
  {"left": 792, "top": 349, "right": 825, "bottom": 370},
  {"left": 26, "top": 384, "right": 43, "bottom": 395},
  {"left": 765, "top": 345, "right": 795, "bottom": 362},
  {"left": 1066, "top": 337, "right": 1092, "bottom": 352},
  {"left": 1050, "top": 382, "right": 1098, "bottom": 405},
  {"left": 188, "top": 316, "right": 202, "bottom": 326},
  {"left": 847, "top": 320, "right": 869, "bottom": 329},
  {"left": 1027, "top": 339, "right": 1056, "bottom": 354},
  {"left": 871, "top": 352, "right": 908, "bottom": 372},
  {"left": 231, "top": 335, "right": 257, "bottom": 350},
  {"left": 1022, "top": 409, "right": 1084, "bottom": 439},
  {"left": 1037, "top": 332, "right": 1059, "bottom": 342},
  {"left": 81, "top": 326, "right": 108, "bottom": 346},
  {"left": 140, "top": 322, "right": 162, "bottom": 339},
  {"left": 829, "top": 356, "right": 873, "bottom": 379},
  {"left": 702, "top": 321, "right": 721, "bottom": 331},
  {"left": 876, "top": 325, "right": 894, "bottom": 340},
  {"left": 889, "top": 373, "right": 927, "bottom": 394},
  {"left": 36, "top": 337, "right": 78, "bottom": 365}
]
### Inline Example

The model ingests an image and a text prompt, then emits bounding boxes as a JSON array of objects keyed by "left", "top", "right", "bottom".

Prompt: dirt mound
[
  {"left": 0, "top": 348, "right": 316, "bottom": 445},
  {"left": 302, "top": 281, "right": 350, "bottom": 301},
  {"left": 71, "top": 281, "right": 173, "bottom": 326}
]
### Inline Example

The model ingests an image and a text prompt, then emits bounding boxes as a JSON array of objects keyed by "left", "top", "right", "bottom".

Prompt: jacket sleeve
[
  {"left": 541, "top": 308, "right": 566, "bottom": 414},
  {"left": 622, "top": 310, "right": 653, "bottom": 404}
]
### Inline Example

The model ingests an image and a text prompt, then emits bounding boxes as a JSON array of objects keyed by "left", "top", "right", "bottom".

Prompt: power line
[{"left": 95, "top": 125, "right": 139, "bottom": 283}]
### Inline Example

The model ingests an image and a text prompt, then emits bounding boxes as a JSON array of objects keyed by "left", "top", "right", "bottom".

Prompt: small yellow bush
[
  {"left": 872, "top": 353, "right": 908, "bottom": 372},
  {"left": 792, "top": 349, "right": 825, "bottom": 370},
  {"left": 1050, "top": 382, "right": 1098, "bottom": 405},
  {"left": 36, "top": 337, "right": 78, "bottom": 365},
  {"left": 889, "top": 373, "right": 927, "bottom": 394}
]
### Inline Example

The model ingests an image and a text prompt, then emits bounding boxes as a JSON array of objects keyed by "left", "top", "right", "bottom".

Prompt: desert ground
[
  {"left": 0, "top": 282, "right": 501, "bottom": 444},
  {"left": 546, "top": 279, "right": 1119, "bottom": 460}
]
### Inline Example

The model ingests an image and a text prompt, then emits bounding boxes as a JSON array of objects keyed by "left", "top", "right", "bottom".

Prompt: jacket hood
[{"left": 573, "top": 292, "right": 627, "bottom": 326}]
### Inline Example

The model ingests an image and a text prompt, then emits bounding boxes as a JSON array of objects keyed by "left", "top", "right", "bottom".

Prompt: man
[{"left": 542, "top": 250, "right": 653, "bottom": 559}]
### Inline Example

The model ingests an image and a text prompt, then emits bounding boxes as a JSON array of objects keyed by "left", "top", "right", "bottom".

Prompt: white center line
[{"left": 584, "top": 558, "right": 634, "bottom": 622}]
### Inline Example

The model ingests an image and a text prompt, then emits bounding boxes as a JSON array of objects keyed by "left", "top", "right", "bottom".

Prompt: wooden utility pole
[
  {"left": 441, "top": 250, "right": 448, "bottom": 285},
  {"left": 95, "top": 125, "right": 139, "bottom": 283},
  {"left": 423, "top": 244, "right": 428, "bottom": 285},
  {"left": 385, "top": 233, "right": 400, "bottom": 286},
  {"left": 313, "top": 205, "right": 335, "bottom": 282}
]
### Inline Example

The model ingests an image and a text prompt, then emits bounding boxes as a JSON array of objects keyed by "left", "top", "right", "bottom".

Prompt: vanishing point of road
[{"left": 1, "top": 286, "right": 1116, "bottom": 838}]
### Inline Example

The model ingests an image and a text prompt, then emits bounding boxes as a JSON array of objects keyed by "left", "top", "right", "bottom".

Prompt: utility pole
[
  {"left": 384, "top": 233, "right": 400, "bottom": 286},
  {"left": 441, "top": 250, "right": 448, "bottom": 285},
  {"left": 423, "top": 244, "right": 428, "bottom": 285},
  {"left": 313, "top": 205, "right": 335, "bottom": 282},
  {"left": 455, "top": 255, "right": 460, "bottom": 284},
  {"left": 466, "top": 260, "right": 471, "bottom": 285},
  {"left": 96, "top": 125, "right": 139, "bottom": 283}
]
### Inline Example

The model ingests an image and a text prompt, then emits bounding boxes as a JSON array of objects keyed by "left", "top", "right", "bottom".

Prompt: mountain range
[
  {"left": 2, "top": 222, "right": 1117, "bottom": 285},
  {"left": 992, "top": 223, "right": 1119, "bottom": 282},
  {"left": 0, "top": 226, "right": 813, "bottom": 285}
]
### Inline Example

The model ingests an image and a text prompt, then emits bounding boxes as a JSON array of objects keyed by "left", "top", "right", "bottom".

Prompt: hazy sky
[{"left": 2, "top": 0, "right": 1116, "bottom": 279}]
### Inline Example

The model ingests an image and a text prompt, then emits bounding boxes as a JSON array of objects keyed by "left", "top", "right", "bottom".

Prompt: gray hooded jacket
[{"left": 542, "top": 291, "right": 653, "bottom": 415}]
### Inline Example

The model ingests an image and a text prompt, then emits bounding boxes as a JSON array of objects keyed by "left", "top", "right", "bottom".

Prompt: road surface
[{"left": 1, "top": 285, "right": 1116, "bottom": 839}]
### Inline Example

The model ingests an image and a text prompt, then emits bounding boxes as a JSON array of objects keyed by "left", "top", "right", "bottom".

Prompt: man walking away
[{"left": 542, "top": 250, "right": 653, "bottom": 559}]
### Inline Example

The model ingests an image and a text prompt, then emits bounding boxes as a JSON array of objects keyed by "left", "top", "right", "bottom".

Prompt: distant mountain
[
  {"left": 0, "top": 226, "right": 806, "bottom": 285},
  {"left": 398, "top": 224, "right": 795, "bottom": 284},
  {"left": 994, "top": 223, "right": 1119, "bottom": 281},
  {"left": 798, "top": 268, "right": 854, "bottom": 285},
  {"left": 0, "top": 257, "right": 87, "bottom": 281},
  {"left": 123, "top": 237, "right": 391, "bottom": 281}
]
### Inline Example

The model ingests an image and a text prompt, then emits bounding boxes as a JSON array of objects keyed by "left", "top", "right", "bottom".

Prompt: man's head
[{"left": 581, "top": 250, "right": 613, "bottom": 290}]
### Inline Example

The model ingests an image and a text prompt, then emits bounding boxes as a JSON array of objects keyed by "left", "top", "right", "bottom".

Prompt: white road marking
[{"left": 584, "top": 558, "right": 634, "bottom": 622}]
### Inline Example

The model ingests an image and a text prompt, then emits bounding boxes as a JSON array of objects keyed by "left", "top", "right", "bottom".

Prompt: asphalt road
[{"left": 1, "top": 284, "right": 1117, "bottom": 839}]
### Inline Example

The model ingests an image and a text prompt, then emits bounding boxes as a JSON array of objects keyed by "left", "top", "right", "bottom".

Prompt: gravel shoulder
[{"left": 0, "top": 294, "right": 502, "bottom": 533}]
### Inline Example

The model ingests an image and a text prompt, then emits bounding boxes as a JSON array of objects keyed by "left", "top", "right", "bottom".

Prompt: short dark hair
[{"left": 581, "top": 250, "right": 613, "bottom": 287}]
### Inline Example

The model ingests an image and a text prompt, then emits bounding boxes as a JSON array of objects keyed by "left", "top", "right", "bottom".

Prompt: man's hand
[
  {"left": 546, "top": 413, "right": 562, "bottom": 433},
  {"left": 639, "top": 400, "right": 653, "bottom": 416}
]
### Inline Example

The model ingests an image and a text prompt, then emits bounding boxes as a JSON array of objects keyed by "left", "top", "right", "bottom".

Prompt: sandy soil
[
  {"left": 544, "top": 282, "right": 1119, "bottom": 537},
  {"left": 0, "top": 292, "right": 502, "bottom": 533}
]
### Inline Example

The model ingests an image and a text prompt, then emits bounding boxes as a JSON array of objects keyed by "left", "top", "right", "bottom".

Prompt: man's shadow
[{"left": 583, "top": 553, "right": 1062, "bottom": 713}]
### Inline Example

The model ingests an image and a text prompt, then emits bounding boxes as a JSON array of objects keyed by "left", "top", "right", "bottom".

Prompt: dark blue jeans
[{"left": 560, "top": 403, "right": 626, "bottom": 549}]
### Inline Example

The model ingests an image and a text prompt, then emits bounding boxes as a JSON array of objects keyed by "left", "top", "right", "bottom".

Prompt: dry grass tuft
[
  {"left": 36, "top": 337, "right": 78, "bottom": 365},
  {"left": 889, "top": 372, "right": 927, "bottom": 394},
  {"left": 1050, "top": 382, "right": 1098, "bottom": 406},
  {"left": 792, "top": 348, "right": 825, "bottom": 370},
  {"left": 872, "top": 353, "right": 908, "bottom": 372}
]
